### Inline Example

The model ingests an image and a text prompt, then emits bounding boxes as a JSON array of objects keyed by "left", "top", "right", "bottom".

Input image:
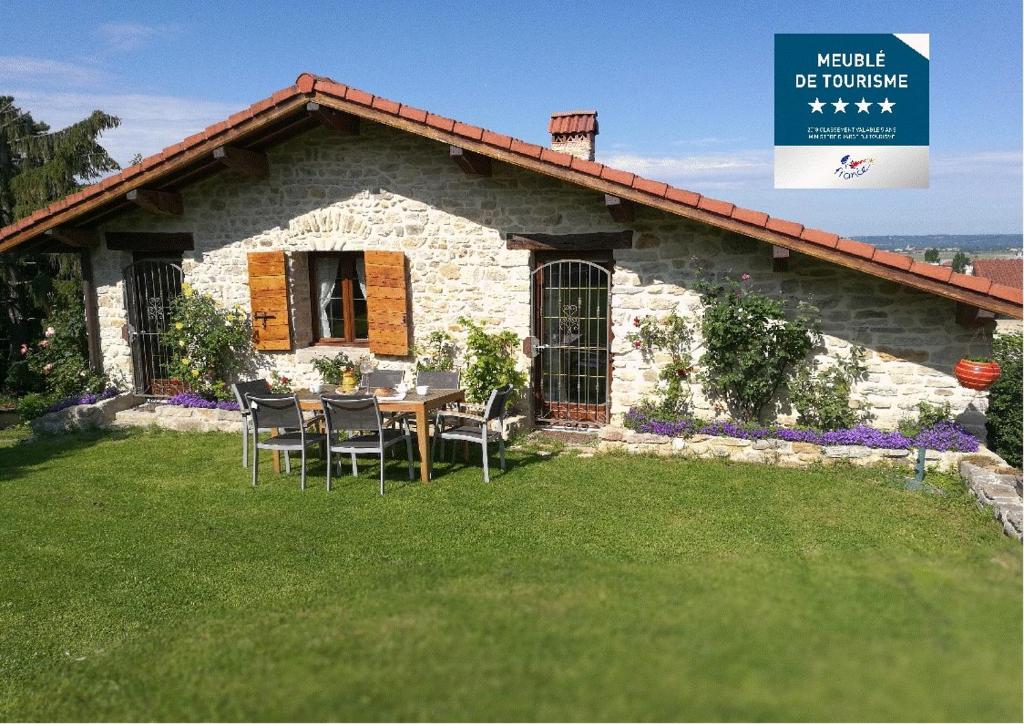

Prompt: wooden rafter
[
  {"left": 604, "top": 194, "right": 635, "bottom": 222},
  {"left": 44, "top": 226, "right": 99, "bottom": 248},
  {"left": 955, "top": 302, "right": 997, "bottom": 328},
  {"left": 306, "top": 101, "right": 359, "bottom": 135},
  {"left": 772, "top": 245, "right": 791, "bottom": 272},
  {"left": 449, "top": 146, "right": 491, "bottom": 176},
  {"left": 213, "top": 145, "right": 269, "bottom": 178},
  {"left": 126, "top": 188, "right": 183, "bottom": 216}
]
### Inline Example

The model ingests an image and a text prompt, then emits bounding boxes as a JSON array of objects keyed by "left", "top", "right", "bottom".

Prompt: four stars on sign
[{"left": 809, "top": 97, "right": 895, "bottom": 113}]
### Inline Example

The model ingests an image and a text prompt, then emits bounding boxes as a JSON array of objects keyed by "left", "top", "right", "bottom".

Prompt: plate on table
[{"left": 373, "top": 387, "right": 406, "bottom": 402}]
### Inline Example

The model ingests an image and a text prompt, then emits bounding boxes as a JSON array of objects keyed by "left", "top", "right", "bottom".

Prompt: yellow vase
[{"left": 340, "top": 370, "right": 357, "bottom": 392}]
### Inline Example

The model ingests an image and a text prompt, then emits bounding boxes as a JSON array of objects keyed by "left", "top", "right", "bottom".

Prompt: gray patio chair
[
  {"left": 415, "top": 370, "right": 459, "bottom": 390},
  {"left": 360, "top": 369, "right": 410, "bottom": 433},
  {"left": 410, "top": 369, "right": 461, "bottom": 442},
  {"left": 321, "top": 394, "right": 414, "bottom": 495},
  {"left": 433, "top": 384, "right": 512, "bottom": 483},
  {"left": 231, "top": 379, "right": 270, "bottom": 468},
  {"left": 247, "top": 394, "right": 326, "bottom": 490},
  {"left": 362, "top": 369, "right": 405, "bottom": 391}
]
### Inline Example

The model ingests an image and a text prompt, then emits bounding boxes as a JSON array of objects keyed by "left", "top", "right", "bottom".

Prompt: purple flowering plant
[
  {"left": 46, "top": 387, "right": 119, "bottom": 414},
  {"left": 623, "top": 406, "right": 978, "bottom": 453},
  {"left": 167, "top": 391, "right": 240, "bottom": 411}
]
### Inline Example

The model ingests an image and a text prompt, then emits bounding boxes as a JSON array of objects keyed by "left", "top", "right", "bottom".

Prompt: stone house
[{"left": 0, "top": 73, "right": 1020, "bottom": 434}]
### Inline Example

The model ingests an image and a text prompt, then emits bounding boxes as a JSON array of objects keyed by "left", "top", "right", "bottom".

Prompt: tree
[
  {"left": 923, "top": 248, "right": 940, "bottom": 263},
  {"left": 951, "top": 251, "right": 972, "bottom": 273},
  {"left": 0, "top": 97, "right": 120, "bottom": 392}
]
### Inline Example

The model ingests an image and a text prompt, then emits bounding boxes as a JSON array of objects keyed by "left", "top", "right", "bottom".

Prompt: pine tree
[
  {"left": 0, "top": 98, "right": 120, "bottom": 392},
  {"left": 0, "top": 97, "right": 120, "bottom": 224}
]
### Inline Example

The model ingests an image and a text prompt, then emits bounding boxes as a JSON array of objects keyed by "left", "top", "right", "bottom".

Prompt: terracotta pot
[{"left": 954, "top": 359, "right": 1001, "bottom": 391}]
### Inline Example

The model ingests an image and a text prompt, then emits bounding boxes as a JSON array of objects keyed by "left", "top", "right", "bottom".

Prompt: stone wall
[
  {"left": 90, "top": 120, "right": 993, "bottom": 432},
  {"left": 609, "top": 226, "right": 992, "bottom": 434}
]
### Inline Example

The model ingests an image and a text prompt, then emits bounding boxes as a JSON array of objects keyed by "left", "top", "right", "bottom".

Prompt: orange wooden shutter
[
  {"left": 247, "top": 251, "right": 292, "bottom": 351},
  {"left": 364, "top": 250, "right": 409, "bottom": 356}
]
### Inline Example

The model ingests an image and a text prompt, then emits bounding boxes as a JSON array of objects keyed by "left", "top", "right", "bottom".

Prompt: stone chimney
[{"left": 548, "top": 110, "right": 598, "bottom": 161}]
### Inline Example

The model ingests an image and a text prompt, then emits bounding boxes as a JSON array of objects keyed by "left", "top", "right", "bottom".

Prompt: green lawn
[{"left": 0, "top": 426, "right": 1020, "bottom": 721}]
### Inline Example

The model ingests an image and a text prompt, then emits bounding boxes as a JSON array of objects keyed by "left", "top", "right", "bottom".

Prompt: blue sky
[{"left": 2, "top": 0, "right": 1021, "bottom": 236}]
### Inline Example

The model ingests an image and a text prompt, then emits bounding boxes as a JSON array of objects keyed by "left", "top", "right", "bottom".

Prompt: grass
[{"left": 0, "top": 425, "right": 1020, "bottom": 721}]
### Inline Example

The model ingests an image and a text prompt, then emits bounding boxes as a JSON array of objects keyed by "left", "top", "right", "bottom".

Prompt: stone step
[{"left": 111, "top": 408, "right": 158, "bottom": 428}]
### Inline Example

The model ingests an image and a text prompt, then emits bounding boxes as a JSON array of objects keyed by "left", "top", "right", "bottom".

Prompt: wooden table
[{"left": 274, "top": 388, "right": 466, "bottom": 482}]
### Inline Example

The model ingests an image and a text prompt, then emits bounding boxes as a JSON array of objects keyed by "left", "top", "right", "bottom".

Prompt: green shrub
[
  {"left": 987, "top": 332, "right": 1022, "bottom": 468},
  {"left": 790, "top": 345, "right": 868, "bottom": 430},
  {"left": 898, "top": 401, "right": 954, "bottom": 438},
  {"left": 16, "top": 392, "right": 54, "bottom": 420},
  {"left": 162, "top": 285, "right": 254, "bottom": 400},
  {"left": 697, "top": 273, "right": 820, "bottom": 422},
  {"left": 457, "top": 317, "right": 526, "bottom": 405},
  {"left": 415, "top": 331, "right": 459, "bottom": 372},
  {"left": 626, "top": 311, "right": 694, "bottom": 417},
  {"left": 4, "top": 360, "right": 43, "bottom": 395}
]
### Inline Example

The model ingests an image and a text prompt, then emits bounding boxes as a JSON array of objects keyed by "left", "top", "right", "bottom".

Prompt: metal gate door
[
  {"left": 122, "top": 260, "right": 183, "bottom": 396},
  {"left": 531, "top": 259, "right": 611, "bottom": 426}
]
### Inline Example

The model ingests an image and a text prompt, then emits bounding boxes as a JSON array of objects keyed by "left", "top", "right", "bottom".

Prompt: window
[{"left": 309, "top": 252, "right": 368, "bottom": 343}]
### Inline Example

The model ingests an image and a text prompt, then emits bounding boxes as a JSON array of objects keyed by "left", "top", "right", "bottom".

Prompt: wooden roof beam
[
  {"left": 956, "top": 302, "right": 997, "bottom": 329},
  {"left": 772, "top": 245, "right": 791, "bottom": 272},
  {"left": 43, "top": 226, "right": 99, "bottom": 249},
  {"left": 506, "top": 231, "right": 633, "bottom": 251},
  {"left": 126, "top": 188, "right": 183, "bottom": 216},
  {"left": 306, "top": 101, "right": 359, "bottom": 135},
  {"left": 213, "top": 145, "right": 269, "bottom": 179},
  {"left": 449, "top": 146, "right": 492, "bottom": 176},
  {"left": 605, "top": 194, "right": 635, "bottom": 222}
]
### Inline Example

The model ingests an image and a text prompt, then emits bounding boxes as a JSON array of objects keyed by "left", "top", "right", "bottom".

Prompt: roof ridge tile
[
  {"left": 910, "top": 261, "right": 953, "bottom": 283},
  {"left": 765, "top": 218, "right": 804, "bottom": 237},
  {"left": 990, "top": 282, "right": 1024, "bottom": 304},
  {"left": 836, "top": 238, "right": 876, "bottom": 259}
]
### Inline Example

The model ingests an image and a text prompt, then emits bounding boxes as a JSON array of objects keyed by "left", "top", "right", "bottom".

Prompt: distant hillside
[{"left": 858, "top": 234, "right": 1022, "bottom": 252}]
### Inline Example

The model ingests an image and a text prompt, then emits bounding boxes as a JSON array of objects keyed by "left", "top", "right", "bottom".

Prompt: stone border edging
[
  {"left": 598, "top": 426, "right": 1001, "bottom": 472},
  {"left": 959, "top": 461, "right": 1023, "bottom": 539},
  {"left": 29, "top": 393, "right": 143, "bottom": 434},
  {"left": 113, "top": 404, "right": 240, "bottom": 433}
]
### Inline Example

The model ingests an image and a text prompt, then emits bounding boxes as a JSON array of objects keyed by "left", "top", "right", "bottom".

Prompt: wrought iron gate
[
  {"left": 531, "top": 259, "right": 611, "bottom": 426},
  {"left": 122, "top": 260, "right": 183, "bottom": 396}
]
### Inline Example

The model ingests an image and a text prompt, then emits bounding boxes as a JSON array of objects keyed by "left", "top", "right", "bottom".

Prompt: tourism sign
[{"left": 774, "top": 34, "right": 929, "bottom": 188}]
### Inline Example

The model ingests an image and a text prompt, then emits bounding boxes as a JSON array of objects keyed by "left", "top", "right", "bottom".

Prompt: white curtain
[
  {"left": 355, "top": 256, "right": 367, "bottom": 298},
  {"left": 315, "top": 257, "right": 339, "bottom": 336}
]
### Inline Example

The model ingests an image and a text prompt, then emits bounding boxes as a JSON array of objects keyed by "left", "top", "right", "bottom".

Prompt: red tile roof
[
  {"left": 548, "top": 111, "right": 598, "bottom": 135},
  {"left": 1, "top": 72, "right": 1020, "bottom": 318},
  {"left": 972, "top": 258, "right": 1023, "bottom": 290}
]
